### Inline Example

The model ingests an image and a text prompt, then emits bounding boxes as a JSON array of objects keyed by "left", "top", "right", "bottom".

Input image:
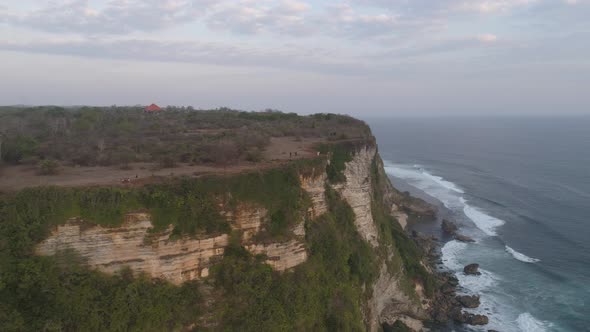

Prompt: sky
[{"left": 0, "top": 0, "right": 589, "bottom": 116}]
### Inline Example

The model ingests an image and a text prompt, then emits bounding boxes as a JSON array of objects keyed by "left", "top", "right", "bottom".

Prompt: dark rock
[
  {"left": 464, "top": 263, "right": 481, "bottom": 276},
  {"left": 447, "top": 275, "right": 459, "bottom": 287},
  {"left": 466, "top": 314, "right": 489, "bottom": 325},
  {"left": 456, "top": 295, "right": 480, "bottom": 308},
  {"left": 441, "top": 284, "right": 456, "bottom": 295},
  {"left": 488, "top": 330, "right": 500, "bottom": 332},
  {"left": 455, "top": 234, "right": 475, "bottom": 243},
  {"left": 442, "top": 219, "right": 458, "bottom": 235},
  {"left": 452, "top": 311, "right": 489, "bottom": 326}
]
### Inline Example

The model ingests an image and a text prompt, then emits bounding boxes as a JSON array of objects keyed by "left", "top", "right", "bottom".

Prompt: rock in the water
[
  {"left": 442, "top": 219, "right": 458, "bottom": 235},
  {"left": 465, "top": 314, "right": 489, "bottom": 325},
  {"left": 453, "top": 312, "right": 489, "bottom": 326},
  {"left": 464, "top": 263, "right": 481, "bottom": 276},
  {"left": 447, "top": 275, "right": 459, "bottom": 287},
  {"left": 455, "top": 234, "right": 475, "bottom": 243},
  {"left": 456, "top": 295, "right": 480, "bottom": 308}
]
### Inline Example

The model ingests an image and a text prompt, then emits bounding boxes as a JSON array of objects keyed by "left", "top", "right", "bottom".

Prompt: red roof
[{"left": 145, "top": 103, "right": 162, "bottom": 112}]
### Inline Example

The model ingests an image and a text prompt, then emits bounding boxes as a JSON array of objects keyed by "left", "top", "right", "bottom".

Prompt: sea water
[{"left": 367, "top": 116, "right": 590, "bottom": 332}]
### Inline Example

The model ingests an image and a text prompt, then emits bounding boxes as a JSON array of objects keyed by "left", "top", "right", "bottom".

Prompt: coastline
[{"left": 386, "top": 173, "right": 492, "bottom": 331}]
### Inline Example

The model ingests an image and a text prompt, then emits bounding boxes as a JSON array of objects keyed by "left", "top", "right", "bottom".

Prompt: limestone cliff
[{"left": 35, "top": 139, "right": 432, "bottom": 331}]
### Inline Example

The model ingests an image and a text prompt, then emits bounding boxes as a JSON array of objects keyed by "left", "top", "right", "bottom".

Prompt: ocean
[{"left": 366, "top": 116, "right": 590, "bottom": 332}]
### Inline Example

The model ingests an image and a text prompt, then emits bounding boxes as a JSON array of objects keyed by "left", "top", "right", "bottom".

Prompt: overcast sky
[{"left": 0, "top": 0, "right": 589, "bottom": 116}]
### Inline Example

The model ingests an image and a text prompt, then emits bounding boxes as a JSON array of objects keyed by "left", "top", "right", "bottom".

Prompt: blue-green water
[{"left": 367, "top": 117, "right": 590, "bottom": 332}]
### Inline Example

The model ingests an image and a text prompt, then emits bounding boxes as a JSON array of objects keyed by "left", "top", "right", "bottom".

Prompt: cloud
[
  {"left": 478, "top": 33, "right": 498, "bottom": 42},
  {"left": 206, "top": 0, "right": 312, "bottom": 35},
  {"left": 0, "top": 37, "right": 378, "bottom": 76},
  {"left": 3, "top": 0, "right": 215, "bottom": 34},
  {"left": 457, "top": 0, "right": 538, "bottom": 13},
  {"left": 374, "top": 34, "right": 503, "bottom": 60}
]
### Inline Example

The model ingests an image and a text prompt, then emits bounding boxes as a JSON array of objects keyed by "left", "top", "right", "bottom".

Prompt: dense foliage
[
  {"left": 0, "top": 162, "right": 319, "bottom": 331},
  {"left": 0, "top": 167, "right": 380, "bottom": 331},
  {"left": 212, "top": 186, "right": 377, "bottom": 331},
  {"left": 0, "top": 131, "right": 435, "bottom": 331},
  {"left": 0, "top": 106, "right": 370, "bottom": 168},
  {"left": 318, "top": 142, "right": 355, "bottom": 183},
  {"left": 0, "top": 253, "right": 202, "bottom": 331}
]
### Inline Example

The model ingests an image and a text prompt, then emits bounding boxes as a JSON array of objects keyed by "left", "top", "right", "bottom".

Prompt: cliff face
[
  {"left": 35, "top": 214, "right": 227, "bottom": 285},
  {"left": 36, "top": 201, "right": 311, "bottom": 285},
  {"left": 35, "top": 141, "right": 430, "bottom": 331}
]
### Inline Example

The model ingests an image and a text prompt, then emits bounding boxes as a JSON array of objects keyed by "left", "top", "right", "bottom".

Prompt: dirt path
[{"left": 0, "top": 136, "right": 325, "bottom": 191}]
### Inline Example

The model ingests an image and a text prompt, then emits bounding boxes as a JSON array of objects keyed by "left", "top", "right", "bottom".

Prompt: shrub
[
  {"left": 38, "top": 159, "right": 59, "bottom": 175},
  {"left": 245, "top": 148, "right": 263, "bottom": 162}
]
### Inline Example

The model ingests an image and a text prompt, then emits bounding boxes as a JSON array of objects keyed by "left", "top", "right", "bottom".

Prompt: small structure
[{"left": 144, "top": 103, "right": 162, "bottom": 113}]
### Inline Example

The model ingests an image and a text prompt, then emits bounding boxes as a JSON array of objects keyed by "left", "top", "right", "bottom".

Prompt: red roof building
[{"left": 145, "top": 103, "right": 162, "bottom": 112}]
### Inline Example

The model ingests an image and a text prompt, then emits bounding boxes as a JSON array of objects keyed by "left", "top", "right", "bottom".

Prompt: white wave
[
  {"left": 506, "top": 246, "right": 540, "bottom": 263},
  {"left": 384, "top": 164, "right": 464, "bottom": 208},
  {"left": 441, "top": 241, "right": 500, "bottom": 295},
  {"left": 517, "top": 313, "right": 551, "bottom": 332},
  {"left": 419, "top": 168, "right": 465, "bottom": 193},
  {"left": 462, "top": 201, "right": 505, "bottom": 236},
  {"left": 458, "top": 268, "right": 499, "bottom": 294},
  {"left": 441, "top": 240, "right": 468, "bottom": 270}
]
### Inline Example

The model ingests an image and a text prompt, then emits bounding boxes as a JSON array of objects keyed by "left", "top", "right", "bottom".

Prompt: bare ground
[{"left": 0, "top": 136, "right": 324, "bottom": 191}]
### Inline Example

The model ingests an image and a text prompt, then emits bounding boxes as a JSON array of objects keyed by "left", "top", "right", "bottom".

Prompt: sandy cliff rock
[
  {"left": 36, "top": 171, "right": 327, "bottom": 284},
  {"left": 36, "top": 213, "right": 227, "bottom": 285},
  {"left": 336, "top": 144, "right": 380, "bottom": 247}
]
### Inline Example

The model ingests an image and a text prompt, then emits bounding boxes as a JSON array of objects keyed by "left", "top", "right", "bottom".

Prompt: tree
[
  {"left": 2, "top": 135, "right": 38, "bottom": 164},
  {"left": 38, "top": 159, "right": 59, "bottom": 175},
  {"left": 214, "top": 141, "right": 239, "bottom": 173},
  {"left": 0, "top": 132, "right": 4, "bottom": 164}
]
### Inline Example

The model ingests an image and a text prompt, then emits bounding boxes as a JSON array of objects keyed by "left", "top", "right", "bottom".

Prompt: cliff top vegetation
[{"left": 0, "top": 106, "right": 371, "bottom": 190}]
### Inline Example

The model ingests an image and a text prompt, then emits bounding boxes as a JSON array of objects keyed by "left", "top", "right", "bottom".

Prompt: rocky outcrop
[
  {"left": 442, "top": 219, "right": 458, "bottom": 235},
  {"left": 223, "top": 203, "right": 267, "bottom": 241},
  {"left": 459, "top": 313, "right": 489, "bottom": 326},
  {"left": 36, "top": 200, "right": 311, "bottom": 284},
  {"left": 455, "top": 234, "right": 475, "bottom": 243},
  {"left": 367, "top": 262, "right": 429, "bottom": 331},
  {"left": 336, "top": 144, "right": 380, "bottom": 247},
  {"left": 464, "top": 263, "right": 481, "bottom": 276},
  {"left": 300, "top": 170, "right": 328, "bottom": 219},
  {"left": 442, "top": 219, "right": 475, "bottom": 243},
  {"left": 36, "top": 213, "right": 227, "bottom": 285},
  {"left": 456, "top": 295, "right": 480, "bottom": 308},
  {"left": 246, "top": 239, "right": 307, "bottom": 271}
]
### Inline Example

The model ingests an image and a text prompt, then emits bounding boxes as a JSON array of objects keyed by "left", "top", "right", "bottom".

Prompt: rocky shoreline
[{"left": 411, "top": 218, "right": 491, "bottom": 330}]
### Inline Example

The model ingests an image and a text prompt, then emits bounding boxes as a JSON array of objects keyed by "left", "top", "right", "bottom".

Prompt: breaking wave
[
  {"left": 506, "top": 246, "right": 540, "bottom": 263},
  {"left": 384, "top": 163, "right": 506, "bottom": 237},
  {"left": 461, "top": 198, "right": 505, "bottom": 236},
  {"left": 516, "top": 312, "right": 551, "bottom": 332}
]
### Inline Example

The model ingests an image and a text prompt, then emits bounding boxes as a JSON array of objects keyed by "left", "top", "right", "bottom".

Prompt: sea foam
[
  {"left": 505, "top": 246, "right": 540, "bottom": 263},
  {"left": 384, "top": 164, "right": 464, "bottom": 208},
  {"left": 461, "top": 198, "right": 505, "bottom": 236},
  {"left": 517, "top": 312, "right": 551, "bottom": 332}
]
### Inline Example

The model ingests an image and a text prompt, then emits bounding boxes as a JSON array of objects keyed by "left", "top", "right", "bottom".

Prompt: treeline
[{"left": 0, "top": 106, "right": 371, "bottom": 169}]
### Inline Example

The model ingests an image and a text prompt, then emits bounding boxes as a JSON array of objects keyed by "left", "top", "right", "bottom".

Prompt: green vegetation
[
  {"left": 212, "top": 186, "right": 377, "bottom": 331},
  {"left": 0, "top": 161, "right": 381, "bottom": 331},
  {"left": 318, "top": 143, "right": 354, "bottom": 183},
  {"left": 0, "top": 106, "right": 371, "bottom": 168},
  {"left": 37, "top": 159, "right": 59, "bottom": 175},
  {"left": 370, "top": 156, "right": 436, "bottom": 298},
  {"left": 0, "top": 128, "right": 436, "bottom": 330},
  {"left": 0, "top": 161, "right": 320, "bottom": 331},
  {"left": 0, "top": 252, "right": 202, "bottom": 331},
  {"left": 0, "top": 162, "right": 317, "bottom": 258}
]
